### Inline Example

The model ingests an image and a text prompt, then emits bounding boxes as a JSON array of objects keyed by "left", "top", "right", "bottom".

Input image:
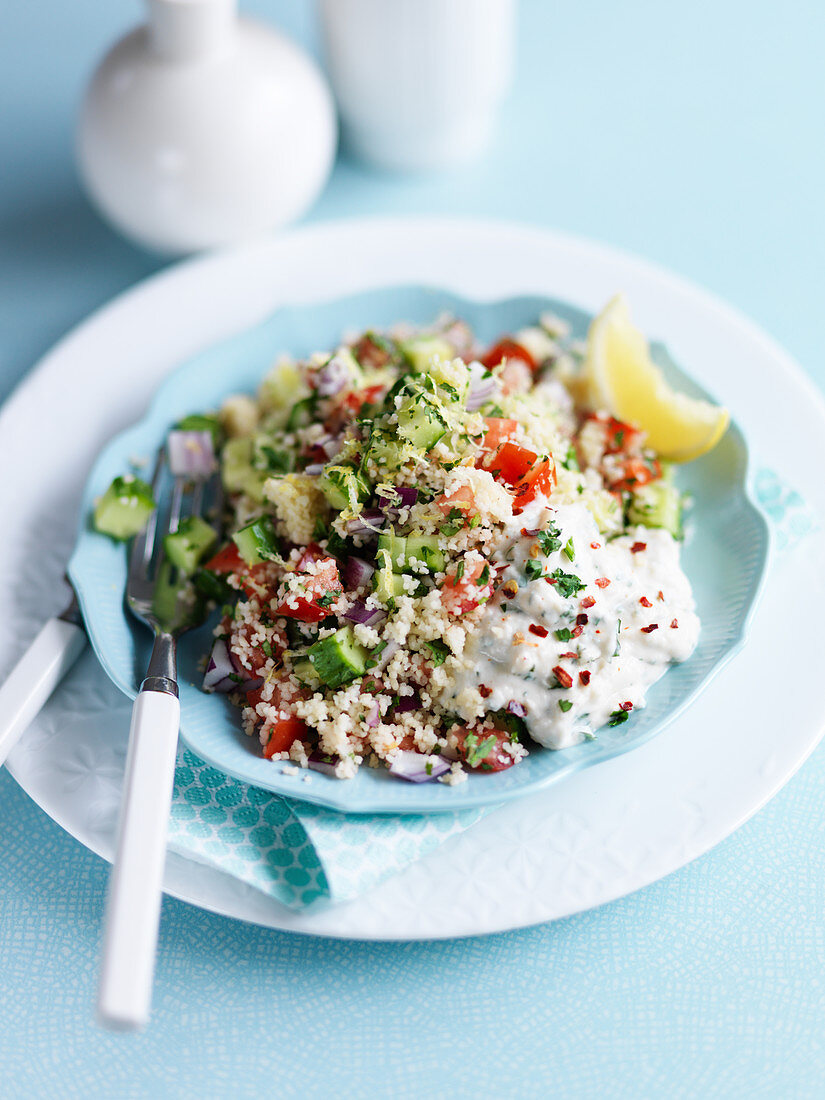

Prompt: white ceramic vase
[
  {"left": 77, "top": 0, "right": 337, "bottom": 254},
  {"left": 318, "top": 0, "right": 516, "bottom": 171}
]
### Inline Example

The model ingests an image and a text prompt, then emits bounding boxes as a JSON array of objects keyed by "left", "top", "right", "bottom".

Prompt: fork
[{"left": 97, "top": 449, "right": 216, "bottom": 1031}]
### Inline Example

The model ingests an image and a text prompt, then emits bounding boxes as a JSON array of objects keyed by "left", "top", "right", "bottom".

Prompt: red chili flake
[
  {"left": 579, "top": 670, "right": 591, "bottom": 686},
  {"left": 641, "top": 624, "right": 659, "bottom": 633},
  {"left": 479, "top": 685, "right": 493, "bottom": 698},
  {"left": 590, "top": 542, "right": 602, "bottom": 550},
  {"left": 631, "top": 542, "right": 647, "bottom": 554},
  {"left": 639, "top": 596, "right": 652, "bottom": 608},
  {"left": 560, "top": 651, "right": 578, "bottom": 659},
  {"left": 657, "top": 590, "right": 665, "bottom": 601},
  {"left": 528, "top": 623, "right": 549, "bottom": 638},
  {"left": 571, "top": 625, "right": 583, "bottom": 638},
  {"left": 552, "top": 666, "right": 573, "bottom": 689},
  {"left": 576, "top": 613, "right": 589, "bottom": 626},
  {"left": 595, "top": 577, "right": 611, "bottom": 588},
  {"left": 670, "top": 618, "right": 679, "bottom": 629},
  {"left": 581, "top": 596, "right": 596, "bottom": 609},
  {"left": 620, "top": 701, "right": 633, "bottom": 711}
]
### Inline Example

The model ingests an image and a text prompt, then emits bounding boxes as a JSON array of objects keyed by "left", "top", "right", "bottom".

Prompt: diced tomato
[
  {"left": 204, "top": 541, "right": 270, "bottom": 599},
  {"left": 478, "top": 417, "right": 519, "bottom": 455},
  {"left": 440, "top": 558, "right": 493, "bottom": 614},
  {"left": 512, "top": 456, "right": 557, "bottom": 513},
  {"left": 435, "top": 483, "right": 477, "bottom": 517},
  {"left": 275, "top": 556, "right": 342, "bottom": 622},
  {"left": 296, "top": 542, "right": 326, "bottom": 570},
  {"left": 341, "top": 383, "right": 385, "bottom": 416},
  {"left": 352, "top": 334, "right": 392, "bottom": 369},
  {"left": 230, "top": 620, "right": 285, "bottom": 676},
  {"left": 204, "top": 542, "right": 245, "bottom": 575},
  {"left": 262, "top": 714, "right": 309, "bottom": 758},
  {"left": 485, "top": 441, "right": 537, "bottom": 487},
  {"left": 608, "top": 456, "right": 662, "bottom": 493},
  {"left": 601, "top": 416, "right": 644, "bottom": 455},
  {"left": 246, "top": 681, "right": 310, "bottom": 759},
  {"left": 453, "top": 725, "right": 516, "bottom": 772},
  {"left": 481, "top": 338, "right": 537, "bottom": 373}
]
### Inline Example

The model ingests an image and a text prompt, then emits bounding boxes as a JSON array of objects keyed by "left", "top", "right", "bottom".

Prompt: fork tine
[
  {"left": 129, "top": 449, "right": 166, "bottom": 580},
  {"left": 167, "top": 476, "right": 185, "bottom": 536}
]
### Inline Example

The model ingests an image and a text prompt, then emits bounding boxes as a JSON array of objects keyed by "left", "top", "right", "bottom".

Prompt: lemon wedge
[{"left": 583, "top": 294, "right": 729, "bottom": 462}]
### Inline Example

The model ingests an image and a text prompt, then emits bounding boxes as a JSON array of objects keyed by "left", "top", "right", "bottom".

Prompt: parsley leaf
[
  {"left": 558, "top": 699, "right": 573, "bottom": 712},
  {"left": 555, "top": 627, "right": 572, "bottom": 642},
  {"left": 316, "top": 592, "right": 336, "bottom": 608},
  {"left": 538, "top": 523, "right": 562, "bottom": 555},
  {"left": 525, "top": 559, "right": 543, "bottom": 582},
  {"left": 563, "top": 537, "right": 575, "bottom": 562},
  {"left": 608, "top": 708, "right": 629, "bottom": 727},
  {"left": 549, "top": 569, "right": 585, "bottom": 599},
  {"left": 425, "top": 639, "right": 450, "bottom": 666},
  {"left": 466, "top": 734, "right": 497, "bottom": 768}
]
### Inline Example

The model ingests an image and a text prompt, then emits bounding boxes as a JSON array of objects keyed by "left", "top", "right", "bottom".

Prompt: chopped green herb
[
  {"left": 261, "top": 639, "right": 274, "bottom": 658},
  {"left": 555, "top": 627, "right": 573, "bottom": 642},
  {"left": 525, "top": 559, "right": 543, "bottom": 581},
  {"left": 562, "top": 444, "right": 579, "bottom": 471},
  {"left": 466, "top": 734, "right": 497, "bottom": 768},
  {"left": 316, "top": 592, "right": 336, "bottom": 608},
  {"left": 312, "top": 516, "right": 328, "bottom": 540},
  {"left": 558, "top": 699, "right": 573, "bottom": 712},
  {"left": 476, "top": 564, "right": 491, "bottom": 586},
  {"left": 608, "top": 708, "right": 629, "bottom": 727},
  {"left": 563, "top": 537, "right": 575, "bottom": 562},
  {"left": 455, "top": 560, "right": 465, "bottom": 580},
  {"left": 425, "top": 639, "right": 450, "bottom": 666},
  {"left": 537, "top": 523, "right": 562, "bottom": 555},
  {"left": 549, "top": 569, "right": 585, "bottom": 599},
  {"left": 259, "top": 446, "right": 293, "bottom": 474},
  {"left": 425, "top": 760, "right": 434, "bottom": 776},
  {"left": 469, "top": 515, "right": 482, "bottom": 529}
]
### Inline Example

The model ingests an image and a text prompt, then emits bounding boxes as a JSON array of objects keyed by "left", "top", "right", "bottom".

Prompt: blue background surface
[{"left": 2, "top": 1, "right": 824, "bottom": 1096}]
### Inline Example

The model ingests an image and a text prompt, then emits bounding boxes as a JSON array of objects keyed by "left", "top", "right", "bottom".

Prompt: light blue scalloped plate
[{"left": 68, "top": 287, "right": 770, "bottom": 813}]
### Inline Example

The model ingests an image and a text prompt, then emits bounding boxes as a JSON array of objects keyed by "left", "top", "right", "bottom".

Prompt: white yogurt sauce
[{"left": 449, "top": 500, "right": 700, "bottom": 748}]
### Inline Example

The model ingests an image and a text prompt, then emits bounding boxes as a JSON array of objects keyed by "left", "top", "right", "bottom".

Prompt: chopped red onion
[
  {"left": 342, "top": 598, "right": 385, "bottom": 627},
  {"left": 394, "top": 690, "right": 420, "bottom": 713},
  {"left": 466, "top": 361, "right": 498, "bottom": 411},
  {"left": 303, "top": 463, "right": 324, "bottom": 476},
  {"left": 203, "top": 638, "right": 235, "bottom": 692},
  {"left": 346, "top": 509, "right": 386, "bottom": 536},
  {"left": 321, "top": 434, "right": 343, "bottom": 459},
  {"left": 365, "top": 703, "right": 380, "bottom": 728},
  {"left": 343, "top": 557, "right": 375, "bottom": 590},
  {"left": 372, "top": 639, "right": 399, "bottom": 672},
  {"left": 308, "top": 752, "right": 339, "bottom": 776},
  {"left": 389, "top": 751, "right": 451, "bottom": 783},
  {"left": 506, "top": 700, "right": 528, "bottom": 718},
  {"left": 315, "top": 352, "right": 353, "bottom": 396},
  {"left": 168, "top": 430, "right": 215, "bottom": 478}
]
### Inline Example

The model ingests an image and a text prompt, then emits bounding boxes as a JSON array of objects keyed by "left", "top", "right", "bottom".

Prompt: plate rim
[
  {"left": 67, "top": 283, "right": 772, "bottom": 813},
  {"left": 3, "top": 214, "right": 825, "bottom": 940}
]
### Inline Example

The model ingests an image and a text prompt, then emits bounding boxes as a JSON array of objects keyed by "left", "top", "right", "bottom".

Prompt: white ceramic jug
[{"left": 77, "top": 0, "right": 337, "bottom": 254}]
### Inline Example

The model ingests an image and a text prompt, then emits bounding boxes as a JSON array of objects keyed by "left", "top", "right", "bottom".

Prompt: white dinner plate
[{"left": 3, "top": 217, "right": 824, "bottom": 940}]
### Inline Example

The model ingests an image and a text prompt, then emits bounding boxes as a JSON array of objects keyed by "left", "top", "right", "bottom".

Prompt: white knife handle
[
  {"left": 0, "top": 617, "right": 87, "bottom": 767},
  {"left": 97, "top": 689, "right": 180, "bottom": 1031}
]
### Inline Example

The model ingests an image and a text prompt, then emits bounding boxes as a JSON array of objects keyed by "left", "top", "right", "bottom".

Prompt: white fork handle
[
  {"left": 0, "top": 617, "right": 87, "bottom": 767},
  {"left": 97, "top": 689, "right": 180, "bottom": 1031}
]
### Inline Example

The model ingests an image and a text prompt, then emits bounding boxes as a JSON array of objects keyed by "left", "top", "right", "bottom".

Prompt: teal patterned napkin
[{"left": 165, "top": 468, "right": 817, "bottom": 911}]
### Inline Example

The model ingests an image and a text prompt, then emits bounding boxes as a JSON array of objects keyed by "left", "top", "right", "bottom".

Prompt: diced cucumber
[
  {"left": 377, "top": 531, "right": 408, "bottom": 571},
  {"left": 363, "top": 428, "right": 404, "bottom": 472},
  {"left": 372, "top": 548, "right": 407, "bottom": 604},
  {"left": 405, "top": 535, "right": 445, "bottom": 574},
  {"left": 308, "top": 626, "right": 369, "bottom": 688},
  {"left": 627, "top": 482, "right": 682, "bottom": 538},
  {"left": 428, "top": 358, "right": 470, "bottom": 404},
  {"left": 221, "top": 437, "right": 267, "bottom": 502},
  {"left": 396, "top": 393, "right": 448, "bottom": 451},
  {"left": 163, "top": 515, "right": 217, "bottom": 575},
  {"left": 378, "top": 531, "right": 445, "bottom": 574},
  {"left": 93, "top": 475, "right": 156, "bottom": 540},
  {"left": 400, "top": 335, "right": 454, "bottom": 374},
  {"left": 291, "top": 656, "right": 321, "bottom": 689},
  {"left": 585, "top": 490, "right": 623, "bottom": 536},
  {"left": 232, "top": 516, "right": 281, "bottom": 565},
  {"left": 319, "top": 464, "right": 371, "bottom": 511},
  {"left": 285, "top": 395, "right": 318, "bottom": 431},
  {"left": 258, "top": 359, "right": 311, "bottom": 423}
]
